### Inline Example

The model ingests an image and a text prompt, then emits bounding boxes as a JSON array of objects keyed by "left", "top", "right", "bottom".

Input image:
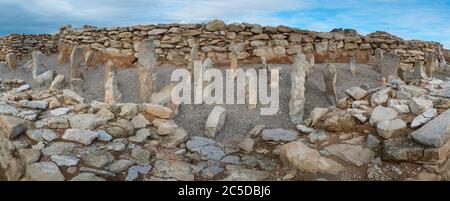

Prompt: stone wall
[
  {"left": 57, "top": 20, "right": 444, "bottom": 68},
  {"left": 0, "top": 34, "right": 58, "bottom": 61}
]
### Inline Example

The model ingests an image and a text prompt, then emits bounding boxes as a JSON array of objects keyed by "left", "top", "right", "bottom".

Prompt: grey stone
[
  {"left": 83, "top": 151, "right": 115, "bottom": 169},
  {"left": 380, "top": 52, "right": 400, "bottom": 80},
  {"left": 153, "top": 160, "right": 195, "bottom": 181},
  {"left": 324, "top": 144, "right": 375, "bottom": 166},
  {"left": 369, "top": 106, "right": 398, "bottom": 126},
  {"left": 0, "top": 115, "right": 30, "bottom": 139},
  {"left": 31, "top": 51, "right": 47, "bottom": 79},
  {"left": 107, "top": 159, "right": 135, "bottom": 173},
  {"left": 411, "top": 109, "right": 450, "bottom": 148},
  {"left": 18, "top": 149, "right": 41, "bottom": 164},
  {"left": 204, "top": 106, "right": 226, "bottom": 138},
  {"left": 137, "top": 39, "right": 156, "bottom": 102},
  {"left": 62, "top": 129, "right": 98, "bottom": 145},
  {"left": 324, "top": 64, "right": 337, "bottom": 105},
  {"left": 346, "top": 87, "right": 368, "bottom": 100},
  {"left": 70, "top": 173, "right": 105, "bottom": 181},
  {"left": 261, "top": 128, "right": 298, "bottom": 142},
  {"left": 126, "top": 164, "right": 152, "bottom": 181},
  {"left": 409, "top": 98, "right": 433, "bottom": 115},
  {"left": 289, "top": 52, "right": 307, "bottom": 124},
  {"left": 42, "top": 142, "right": 77, "bottom": 156},
  {"left": 131, "top": 147, "right": 151, "bottom": 162},
  {"left": 26, "top": 162, "right": 64, "bottom": 181},
  {"left": 51, "top": 155, "right": 80, "bottom": 166},
  {"left": 377, "top": 118, "right": 407, "bottom": 139}
]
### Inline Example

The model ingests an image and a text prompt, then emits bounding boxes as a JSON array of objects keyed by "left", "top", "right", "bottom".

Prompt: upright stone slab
[
  {"left": 69, "top": 47, "right": 84, "bottom": 94},
  {"left": 324, "top": 64, "right": 337, "bottom": 106},
  {"left": 230, "top": 50, "right": 238, "bottom": 78},
  {"left": 70, "top": 47, "right": 83, "bottom": 79},
  {"left": 205, "top": 106, "right": 226, "bottom": 138},
  {"left": 380, "top": 52, "right": 400, "bottom": 80},
  {"left": 6, "top": 53, "right": 17, "bottom": 69},
  {"left": 57, "top": 41, "right": 71, "bottom": 64},
  {"left": 31, "top": 51, "right": 47, "bottom": 79},
  {"left": 104, "top": 60, "right": 117, "bottom": 81},
  {"left": 413, "top": 61, "right": 428, "bottom": 80},
  {"left": 137, "top": 39, "right": 156, "bottom": 103},
  {"left": 84, "top": 50, "right": 95, "bottom": 67},
  {"left": 425, "top": 53, "right": 438, "bottom": 78},
  {"left": 374, "top": 48, "right": 384, "bottom": 73},
  {"left": 289, "top": 53, "right": 307, "bottom": 124},
  {"left": 305, "top": 52, "right": 315, "bottom": 77},
  {"left": 104, "top": 61, "right": 121, "bottom": 104},
  {"left": 349, "top": 55, "right": 357, "bottom": 76},
  {"left": 188, "top": 45, "right": 199, "bottom": 71},
  {"left": 261, "top": 56, "right": 268, "bottom": 69}
]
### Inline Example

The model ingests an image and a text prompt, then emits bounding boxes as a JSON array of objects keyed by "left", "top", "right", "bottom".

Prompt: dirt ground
[{"left": 1, "top": 54, "right": 381, "bottom": 143}]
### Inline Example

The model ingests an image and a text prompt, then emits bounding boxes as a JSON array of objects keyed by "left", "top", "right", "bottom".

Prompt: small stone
[
  {"left": 62, "top": 129, "right": 98, "bottom": 145},
  {"left": 367, "top": 134, "right": 381, "bottom": 150},
  {"left": 126, "top": 164, "right": 152, "bottom": 181},
  {"left": 0, "top": 115, "right": 30, "bottom": 139},
  {"left": 261, "top": 129, "right": 298, "bottom": 142},
  {"left": 369, "top": 106, "right": 398, "bottom": 126},
  {"left": 160, "top": 127, "right": 188, "bottom": 148},
  {"left": 376, "top": 118, "right": 407, "bottom": 139},
  {"left": 50, "top": 107, "right": 71, "bottom": 116},
  {"left": 309, "top": 129, "right": 328, "bottom": 143},
  {"left": 128, "top": 128, "right": 151, "bottom": 143},
  {"left": 346, "top": 87, "right": 368, "bottom": 100},
  {"left": 131, "top": 147, "right": 151, "bottom": 162},
  {"left": 19, "top": 100, "right": 48, "bottom": 110},
  {"left": 296, "top": 125, "right": 314, "bottom": 134},
  {"left": 51, "top": 155, "right": 80, "bottom": 166},
  {"left": 18, "top": 149, "right": 41, "bottom": 164},
  {"left": 409, "top": 98, "right": 433, "bottom": 115},
  {"left": 97, "top": 130, "right": 113, "bottom": 142},
  {"left": 70, "top": 173, "right": 105, "bottom": 181},
  {"left": 157, "top": 120, "right": 178, "bottom": 135},
  {"left": 131, "top": 113, "right": 150, "bottom": 129},
  {"left": 107, "top": 159, "right": 135, "bottom": 173},
  {"left": 238, "top": 138, "right": 255, "bottom": 152},
  {"left": 26, "top": 162, "right": 64, "bottom": 181},
  {"left": 119, "top": 103, "right": 138, "bottom": 120},
  {"left": 144, "top": 104, "right": 173, "bottom": 119},
  {"left": 83, "top": 152, "right": 115, "bottom": 169},
  {"left": 42, "top": 142, "right": 77, "bottom": 156}
]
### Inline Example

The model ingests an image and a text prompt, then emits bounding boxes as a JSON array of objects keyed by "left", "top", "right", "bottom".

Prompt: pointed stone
[
  {"left": 205, "top": 106, "right": 226, "bottom": 138},
  {"left": 373, "top": 48, "right": 384, "bottom": 73},
  {"left": 6, "top": 53, "right": 17, "bottom": 69},
  {"left": 425, "top": 53, "right": 438, "bottom": 78},
  {"left": 413, "top": 61, "right": 428, "bottom": 80}
]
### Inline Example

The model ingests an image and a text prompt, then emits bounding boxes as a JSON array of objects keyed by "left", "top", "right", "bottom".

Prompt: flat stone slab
[
  {"left": 411, "top": 109, "right": 450, "bottom": 148},
  {"left": 261, "top": 128, "right": 298, "bottom": 142}
]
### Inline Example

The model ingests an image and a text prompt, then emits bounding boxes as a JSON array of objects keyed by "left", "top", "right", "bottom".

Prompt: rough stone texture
[
  {"left": 0, "top": 115, "right": 30, "bottom": 139},
  {"left": 380, "top": 52, "right": 400, "bottom": 80},
  {"left": 6, "top": 53, "right": 17, "bottom": 69},
  {"left": 376, "top": 118, "right": 407, "bottom": 139},
  {"left": 369, "top": 106, "right": 398, "bottom": 126},
  {"left": 324, "top": 144, "right": 375, "bottom": 166},
  {"left": 137, "top": 39, "right": 156, "bottom": 103},
  {"left": 289, "top": 53, "right": 307, "bottom": 124},
  {"left": 26, "top": 162, "right": 64, "bottom": 181},
  {"left": 31, "top": 51, "right": 47, "bottom": 79},
  {"left": 280, "top": 140, "right": 344, "bottom": 175},
  {"left": 324, "top": 64, "right": 337, "bottom": 105},
  {"left": 349, "top": 55, "right": 357, "bottom": 76},
  {"left": 413, "top": 61, "right": 428, "bottom": 80},
  {"left": 204, "top": 106, "right": 226, "bottom": 138},
  {"left": 62, "top": 129, "right": 98, "bottom": 145},
  {"left": 346, "top": 87, "right": 367, "bottom": 100},
  {"left": 409, "top": 98, "right": 433, "bottom": 115},
  {"left": 261, "top": 128, "right": 298, "bottom": 142},
  {"left": 411, "top": 109, "right": 450, "bottom": 148}
]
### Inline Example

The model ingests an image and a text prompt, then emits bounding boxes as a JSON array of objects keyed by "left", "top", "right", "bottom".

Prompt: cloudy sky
[{"left": 1, "top": 0, "right": 449, "bottom": 47}]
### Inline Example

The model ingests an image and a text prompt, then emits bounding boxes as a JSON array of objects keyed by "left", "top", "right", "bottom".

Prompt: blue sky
[{"left": 0, "top": 0, "right": 449, "bottom": 48}]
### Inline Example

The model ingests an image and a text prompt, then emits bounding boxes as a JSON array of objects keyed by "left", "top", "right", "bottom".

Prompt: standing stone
[
  {"left": 70, "top": 47, "right": 83, "bottom": 79},
  {"left": 204, "top": 106, "right": 226, "bottom": 138},
  {"left": 425, "top": 53, "right": 438, "bottom": 78},
  {"left": 104, "top": 60, "right": 117, "bottom": 81},
  {"left": 188, "top": 44, "right": 199, "bottom": 71},
  {"left": 289, "top": 53, "right": 307, "bottom": 124},
  {"left": 31, "top": 51, "right": 47, "bottom": 79},
  {"left": 138, "top": 39, "right": 156, "bottom": 103},
  {"left": 380, "top": 52, "right": 400, "bottom": 80},
  {"left": 49, "top": 74, "right": 65, "bottom": 90},
  {"left": 261, "top": 56, "right": 268, "bottom": 69},
  {"left": 6, "top": 53, "right": 17, "bottom": 69},
  {"left": 324, "top": 64, "right": 337, "bottom": 105},
  {"left": 413, "top": 61, "right": 428, "bottom": 80},
  {"left": 70, "top": 47, "right": 84, "bottom": 94},
  {"left": 349, "top": 55, "right": 357, "bottom": 76},
  {"left": 104, "top": 72, "right": 121, "bottom": 104},
  {"left": 203, "top": 58, "right": 214, "bottom": 70},
  {"left": 374, "top": 48, "right": 383, "bottom": 73},
  {"left": 230, "top": 43, "right": 238, "bottom": 77},
  {"left": 84, "top": 50, "right": 95, "bottom": 67}
]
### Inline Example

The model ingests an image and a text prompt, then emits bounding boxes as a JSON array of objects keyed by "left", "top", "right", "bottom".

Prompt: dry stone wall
[
  {"left": 0, "top": 34, "right": 57, "bottom": 61},
  {"left": 0, "top": 20, "right": 447, "bottom": 68},
  {"left": 57, "top": 20, "right": 445, "bottom": 68}
]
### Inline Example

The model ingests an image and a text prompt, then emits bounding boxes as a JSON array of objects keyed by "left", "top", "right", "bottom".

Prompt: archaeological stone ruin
[{"left": 1, "top": 19, "right": 450, "bottom": 181}]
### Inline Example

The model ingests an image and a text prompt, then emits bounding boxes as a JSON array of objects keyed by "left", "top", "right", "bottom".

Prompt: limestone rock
[
  {"left": 144, "top": 104, "right": 173, "bottom": 118},
  {"left": 411, "top": 108, "right": 438, "bottom": 128},
  {"left": 411, "top": 109, "right": 450, "bottom": 148},
  {"left": 62, "top": 129, "right": 98, "bottom": 145},
  {"left": 0, "top": 115, "right": 31, "bottom": 139},
  {"left": 261, "top": 128, "right": 298, "bottom": 142},
  {"left": 204, "top": 106, "right": 226, "bottom": 138},
  {"left": 26, "top": 162, "right": 64, "bottom": 181},
  {"left": 346, "top": 87, "right": 368, "bottom": 100},
  {"left": 376, "top": 118, "right": 407, "bottom": 139},
  {"left": 409, "top": 98, "right": 433, "bottom": 115},
  {"left": 289, "top": 53, "right": 307, "bottom": 124},
  {"left": 369, "top": 106, "right": 398, "bottom": 126},
  {"left": 280, "top": 140, "right": 344, "bottom": 175},
  {"left": 324, "top": 144, "right": 375, "bottom": 166},
  {"left": 324, "top": 64, "right": 337, "bottom": 105}
]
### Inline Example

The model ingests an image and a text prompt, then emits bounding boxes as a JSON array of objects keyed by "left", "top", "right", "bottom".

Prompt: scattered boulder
[{"left": 411, "top": 109, "right": 450, "bottom": 148}]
